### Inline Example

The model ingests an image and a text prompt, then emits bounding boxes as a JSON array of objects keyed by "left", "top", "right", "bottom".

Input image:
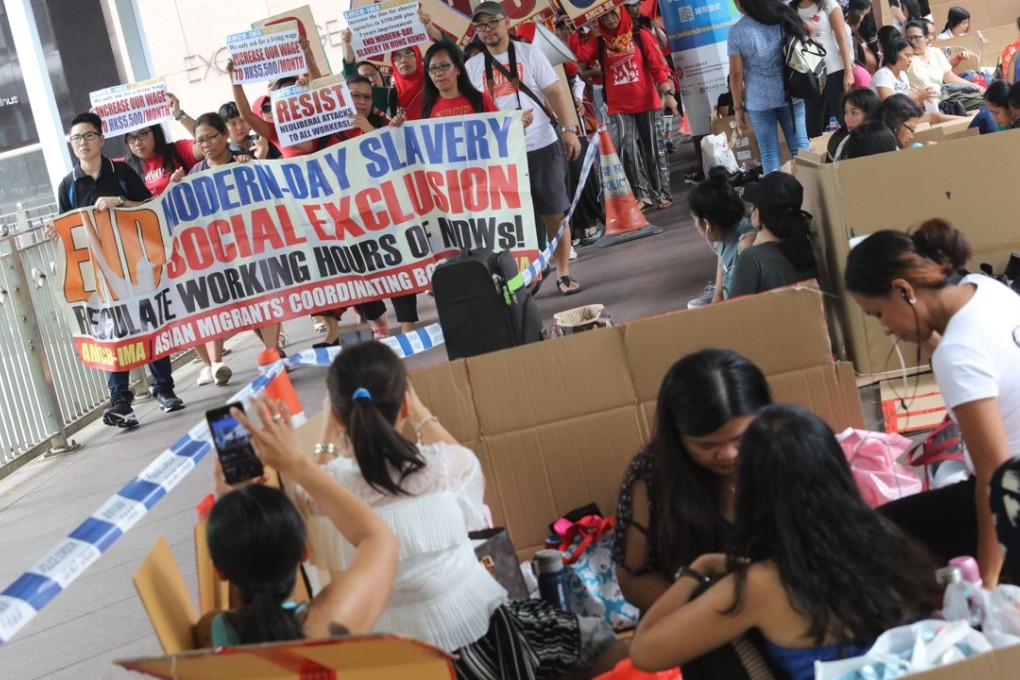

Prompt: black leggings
[{"left": 803, "top": 70, "right": 847, "bottom": 139}]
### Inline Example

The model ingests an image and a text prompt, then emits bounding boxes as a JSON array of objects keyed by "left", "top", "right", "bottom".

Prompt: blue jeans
[
  {"left": 747, "top": 100, "right": 810, "bottom": 173},
  {"left": 107, "top": 356, "right": 174, "bottom": 404}
]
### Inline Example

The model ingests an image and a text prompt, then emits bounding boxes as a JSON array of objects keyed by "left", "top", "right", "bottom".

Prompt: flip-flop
[
  {"left": 556, "top": 275, "right": 582, "bottom": 296},
  {"left": 638, "top": 201, "right": 654, "bottom": 213},
  {"left": 657, "top": 198, "right": 673, "bottom": 210}
]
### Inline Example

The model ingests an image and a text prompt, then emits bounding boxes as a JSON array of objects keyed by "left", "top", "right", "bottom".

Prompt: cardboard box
[
  {"left": 117, "top": 635, "right": 455, "bottom": 679},
  {"left": 409, "top": 286, "right": 864, "bottom": 557},
  {"left": 711, "top": 115, "right": 792, "bottom": 170},
  {"left": 934, "top": 23, "right": 1019, "bottom": 71},
  {"left": 795, "top": 129, "right": 1020, "bottom": 379}
]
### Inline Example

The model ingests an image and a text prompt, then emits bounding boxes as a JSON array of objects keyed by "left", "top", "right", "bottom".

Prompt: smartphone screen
[{"left": 206, "top": 402, "right": 264, "bottom": 485}]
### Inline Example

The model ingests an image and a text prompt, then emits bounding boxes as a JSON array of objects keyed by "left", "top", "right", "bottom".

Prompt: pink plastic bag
[{"left": 837, "top": 428, "right": 922, "bottom": 507}]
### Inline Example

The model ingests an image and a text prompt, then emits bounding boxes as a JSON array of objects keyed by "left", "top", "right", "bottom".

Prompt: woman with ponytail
[
  {"left": 688, "top": 167, "right": 757, "bottom": 305},
  {"left": 199, "top": 395, "right": 398, "bottom": 646},
  {"left": 730, "top": 172, "right": 817, "bottom": 297},
  {"left": 846, "top": 219, "right": 1020, "bottom": 587},
  {"left": 307, "top": 341, "right": 624, "bottom": 679},
  {"left": 727, "top": 0, "right": 812, "bottom": 173}
]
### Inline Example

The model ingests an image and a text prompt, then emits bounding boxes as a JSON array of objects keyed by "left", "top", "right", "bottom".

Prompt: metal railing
[{"left": 0, "top": 203, "right": 109, "bottom": 476}]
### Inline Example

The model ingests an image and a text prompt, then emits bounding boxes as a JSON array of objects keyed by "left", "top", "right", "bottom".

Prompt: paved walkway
[{"left": 0, "top": 143, "right": 713, "bottom": 679}]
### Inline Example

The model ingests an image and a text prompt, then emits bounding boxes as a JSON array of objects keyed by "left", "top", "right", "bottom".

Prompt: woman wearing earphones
[{"left": 845, "top": 218, "right": 1020, "bottom": 587}]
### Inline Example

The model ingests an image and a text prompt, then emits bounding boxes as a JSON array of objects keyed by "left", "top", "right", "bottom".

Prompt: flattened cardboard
[
  {"left": 711, "top": 115, "right": 792, "bottom": 170},
  {"left": 134, "top": 536, "right": 198, "bottom": 654},
  {"left": 482, "top": 405, "right": 645, "bottom": 556},
  {"left": 934, "top": 24, "right": 1018, "bottom": 69},
  {"left": 469, "top": 326, "right": 635, "bottom": 436},
  {"left": 117, "top": 635, "right": 455, "bottom": 680},
  {"left": 623, "top": 285, "right": 834, "bottom": 403},
  {"left": 903, "top": 643, "right": 1020, "bottom": 679},
  {"left": 404, "top": 358, "right": 478, "bottom": 443}
]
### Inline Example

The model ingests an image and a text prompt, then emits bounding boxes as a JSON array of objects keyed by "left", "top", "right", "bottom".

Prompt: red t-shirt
[
  {"left": 263, "top": 121, "right": 317, "bottom": 158},
  {"left": 576, "top": 29, "right": 668, "bottom": 115},
  {"left": 140, "top": 140, "right": 196, "bottom": 197},
  {"left": 429, "top": 93, "right": 498, "bottom": 118}
]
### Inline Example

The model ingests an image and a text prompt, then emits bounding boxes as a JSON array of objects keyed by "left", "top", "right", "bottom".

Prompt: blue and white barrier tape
[{"left": 281, "top": 323, "right": 445, "bottom": 369}]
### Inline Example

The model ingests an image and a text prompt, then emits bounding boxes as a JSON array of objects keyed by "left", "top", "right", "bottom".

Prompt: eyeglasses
[
  {"left": 124, "top": 130, "right": 152, "bottom": 144},
  {"left": 195, "top": 132, "right": 222, "bottom": 145},
  {"left": 260, "top": 104, "right": 273, "bottom": 114},
  {"left": 473, "top": 18, "right": 504, "bottom": 31},
  {"left": 68, "top": 132, "right": 100, "bottom": 144},
  {"left": 901, "top": 123, "right": 916, "bottom": 134},
  {"left": 350, "top": 92, "right": 373, "bottom": 101},
  {"left": 428, "top": 62, "right": 454, "bottom": 75},
  {"left": 393, "top": 50, "right": 417, "bottom": 61}
]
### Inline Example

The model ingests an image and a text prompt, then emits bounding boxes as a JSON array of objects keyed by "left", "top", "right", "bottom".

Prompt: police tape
[
  {"left": 508, "top": 137, "right": 600, "bottom": 293},
  {"left": 281, "top": 323, "right": 445, "bottom": 368},
  {"left": 0, "top": 319, "right": 450, "bottom": 647}
]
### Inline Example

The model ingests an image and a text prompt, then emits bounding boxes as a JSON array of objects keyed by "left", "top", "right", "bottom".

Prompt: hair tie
[{"left": 352, "top": 387, "right": 373, "bottom": 402}]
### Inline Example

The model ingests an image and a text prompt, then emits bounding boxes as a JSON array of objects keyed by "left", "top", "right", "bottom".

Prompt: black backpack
[{"left": 783, "top": 31, "right": 827, "bottom": 101}]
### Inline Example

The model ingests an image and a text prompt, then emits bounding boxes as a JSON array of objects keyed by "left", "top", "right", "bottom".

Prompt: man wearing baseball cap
[{"left": 465, "top": 1, "right": 584, "bottom": 295}]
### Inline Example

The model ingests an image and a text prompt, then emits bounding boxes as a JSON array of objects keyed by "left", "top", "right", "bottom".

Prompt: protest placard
[
  {"left": 89, "top": 77, "right": 172, "bottom": 137},
  {"left": 227, "top": 21, "right": 308, "bottom": 84},
  {"left": 344, "top": 0, "right": 431, "bottom": 61},
  {"left": 560, "top": 0, "right": 626, "bottom": 28},
  {"left": 270, "top": 75, "right": 357, "bottom": 148},
  {"left": 252, "top": 5, "right": 331, "bottom": 76},
  {"left": 50, "top": 113, "right": 537, "bottom": 371}
]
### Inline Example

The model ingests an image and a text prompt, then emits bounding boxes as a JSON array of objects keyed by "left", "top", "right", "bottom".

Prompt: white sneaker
[
  {"left": 569, "top": 246, "right": 578, "bottom": 261},
  {"left": 197, "top": 365, "right": 213, "bottom": 386},
  {"left": 212, "top": 362, "right": 232, "bottom": 386}
]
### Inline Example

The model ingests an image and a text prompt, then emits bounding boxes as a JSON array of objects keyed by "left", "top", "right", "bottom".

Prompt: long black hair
[
  {"left": 207, "top": 484, "right": 306, "bottom": 644},
  {"left": 726, "top": 405, "right": 940, "bottom": 648},
  {"left": 841, "top": 119, "right": 899, "bottom": 158},
  {"left": 874, "top": 93, "right": 923, "bottom": 146},
  {"left": 123, "top": 125, "right": 187, "bottom": 179},
  {"left": 942, "top": 6, "right": 970, "bottom": 35},
  {"left": 739, "top": 0, "right": 809, "bottom": 41},
  {"left": 327, "top": 341, "right": 426, "bottom": 496},
  {"left": 689, "top": 166, "right": 746, "bottom": 240},
  {"left": 881, "top": 37, "right": 911, "bottom": 67},
  {"left": 649, "top": 349, "right": 772, "bottom": 578},
  {"left": 421, "top": 42, "right": 485, "bottom": 119},
  {"left": 758, "top": 208, "right": 816, "bottom": 273}
]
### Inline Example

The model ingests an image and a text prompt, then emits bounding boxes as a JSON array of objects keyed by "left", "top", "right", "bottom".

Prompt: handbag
[
  {"left": 783, "top": 31, "right": 827, "bottom": 101},
  {"left": 553, "top": 512, "right": 640, "bottom": 630},
  {"left": 836, "top": 428, "right": 922, "bottom": 507},
  {"left": 906, "top": 415, "right": 969, "bottom": 490},
  {"left": 470, "top": 527, "right": 530, "bottom": 600}
]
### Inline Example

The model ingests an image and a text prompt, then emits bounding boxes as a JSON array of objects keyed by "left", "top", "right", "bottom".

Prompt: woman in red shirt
[
  {"left": 123, "top": 124, "right": 200, "bottom": 198},
  {"left": 421, "top": 42, "right": 499, "bottom": 118}
]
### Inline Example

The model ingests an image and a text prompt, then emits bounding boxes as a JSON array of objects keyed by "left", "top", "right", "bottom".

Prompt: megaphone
[{"left": 533, "top": 23, "right": 577, "bottom": 67}]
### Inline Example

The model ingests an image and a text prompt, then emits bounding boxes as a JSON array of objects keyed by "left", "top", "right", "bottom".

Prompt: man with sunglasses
[
  {"left": 465, "top": 1, "right": 584, "bottom": 295},
  {"left": 52, "top": 112, "right": 185, "bottom": 428}
]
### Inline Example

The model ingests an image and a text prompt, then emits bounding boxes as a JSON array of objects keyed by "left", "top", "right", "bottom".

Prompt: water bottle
[
  {"left": 825, "top": 115, "right": 839, "bottom": 132},
  {"left": 532, "top": 549, "right": 571, "bottom": 613},
  {"left": 938, "top": 556, "right": 986, "bottom": 628}
]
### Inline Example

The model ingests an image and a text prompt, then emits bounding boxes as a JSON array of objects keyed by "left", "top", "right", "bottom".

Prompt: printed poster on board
[
  {"left": 344, "top": 0, "right": 431, "bottom": 61},
  {"left": 270, "top": 75, "right": 357, "bottom": 147},
  {"left": 89, "top": 77, "right": 172, "bottom": 137},
  {"left": 227, "top": 22, "right": 308, "bottom": 84}
]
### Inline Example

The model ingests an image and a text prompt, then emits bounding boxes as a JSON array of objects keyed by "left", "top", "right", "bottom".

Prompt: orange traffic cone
[
  {"left": 257, "top": 347, "right": 306, "bottom": 427},
  {"left": 595, "top": 124, "right": 664, "bottom": 248}
]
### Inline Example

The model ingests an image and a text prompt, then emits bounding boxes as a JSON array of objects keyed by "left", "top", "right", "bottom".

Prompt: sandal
[
  {"left": 638, "top": 200, "right": 654, "bottom": 213},
  {"left": 556, "top": 275, "right": 582, "bottom": 296},
  {"left": 657, "top": 198, "right": 673, "bottom": 210}
]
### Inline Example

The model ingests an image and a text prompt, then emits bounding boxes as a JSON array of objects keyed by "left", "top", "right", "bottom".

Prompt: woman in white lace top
[{"left": 297, "top": 341, "right": 623, "bottom": 679}]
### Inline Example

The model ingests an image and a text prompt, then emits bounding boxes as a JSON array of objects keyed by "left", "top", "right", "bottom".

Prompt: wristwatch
[
  {"left": 663, "top": 90, "right": 676, "bottom": 98},
  {"left": 175, "top": 110, "right": 187, "bottom": 121},
  {"left": 117, "top": 195, "right": 126, "bottom": 207},
  {"left": 561, "top": 124, "right": 579, "bottom": 134},
  {"left": 674, "top": 565, "right": 712, "bottom": 586}
]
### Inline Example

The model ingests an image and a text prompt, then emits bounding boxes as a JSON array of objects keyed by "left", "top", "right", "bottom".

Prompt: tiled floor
[{"left": 0, "top": 143, "right": 711, "bottom": 679}]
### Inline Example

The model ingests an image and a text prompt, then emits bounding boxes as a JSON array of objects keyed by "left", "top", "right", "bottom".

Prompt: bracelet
[
  {"left": 313, "top": 442, "right": 338, "bottom": 457},
  {"left": 413, "top": 415, "right": 439, "bottom": 445},
  {"left": 674, "top": 565, "right": 712, "bottom": 586},
  {"left": 663, "top": 90, "right": 676, "bottom": 98},
  {"left": 175, "top": 110, "right": 187, "bottom": 121}
]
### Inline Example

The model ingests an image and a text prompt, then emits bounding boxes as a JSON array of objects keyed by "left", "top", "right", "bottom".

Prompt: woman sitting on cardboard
[
  {"left": 197, "top": 396, "right": 399, "bottom": 646},
  {"left": 630, "top": 405, "right": 940, "bottom": 680},
  {"left": 615, "top": 349, "right": 781, "bottom": 679},
  {"left": 729, "top": 173, "right": 817, "bottom": 298},
  {"left": 298, "top": 341, "right": 624, "bottom": 680}
]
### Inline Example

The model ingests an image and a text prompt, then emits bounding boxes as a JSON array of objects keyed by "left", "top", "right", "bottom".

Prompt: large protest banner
[
  {"left": 51, "top": 113, "right": 536, "bottom": 371},
  {"left": 271, "top": 75, "right": 357, "bottom": 147},
  {"left": 89, "top": 77, "right": 172, "bottom": 137},
  {"left": 660, "top": 0, "right": 740, "bottom": 137},
  {"left": 344, "top": 0, "right": 430, "bottom": 61},
  {"left": 227, "top": 21, "right": 308, "bottom": 84}
]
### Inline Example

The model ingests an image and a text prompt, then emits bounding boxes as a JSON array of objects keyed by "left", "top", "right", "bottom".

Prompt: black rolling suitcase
[{"left": 432, "top": 248, "right": 543, "bottom": 360}]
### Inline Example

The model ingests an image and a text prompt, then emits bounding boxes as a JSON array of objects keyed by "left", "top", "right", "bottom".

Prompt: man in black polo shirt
[{"left": 54, "top": 112, "right": 184, "bottom": 428}]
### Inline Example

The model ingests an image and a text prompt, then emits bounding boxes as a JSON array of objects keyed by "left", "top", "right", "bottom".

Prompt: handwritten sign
[
  {"left": 89, "top": 77, "right": 172, "bottom": 137},
  {"left": 344, "top": 0, "right": 431, "bottom": 60},
  {"left": 271, "top": 75, "right": 357, "bottom": 147},
  {"left": 227, "top": 21, "right": 308, "bottom": 84}
]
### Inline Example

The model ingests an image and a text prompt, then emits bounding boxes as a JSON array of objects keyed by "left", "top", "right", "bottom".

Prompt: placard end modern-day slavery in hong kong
[{"left": 52, "top": 113, "right": 536, "bottom": 371}]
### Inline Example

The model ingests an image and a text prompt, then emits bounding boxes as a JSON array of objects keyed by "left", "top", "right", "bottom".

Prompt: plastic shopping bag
[
  {"left": 836, "top": 428, "right": 922, "bottom": 507},
  {"left": 700, "top": 132, "right": 738, "bottom": 176}
]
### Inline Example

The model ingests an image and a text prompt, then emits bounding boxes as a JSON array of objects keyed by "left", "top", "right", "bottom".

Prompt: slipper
[
  {"left": 657, "top": 198, "right": 673, "bottom": 210},
  {"left": 638, "top": 200, "right": 654, "bottom": 213},
  {"left": 528, "top": 265, "right": 552, "bottom": 297},
  {"left": 556, "top": 275, "right": 582, "bottom": 296}
]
